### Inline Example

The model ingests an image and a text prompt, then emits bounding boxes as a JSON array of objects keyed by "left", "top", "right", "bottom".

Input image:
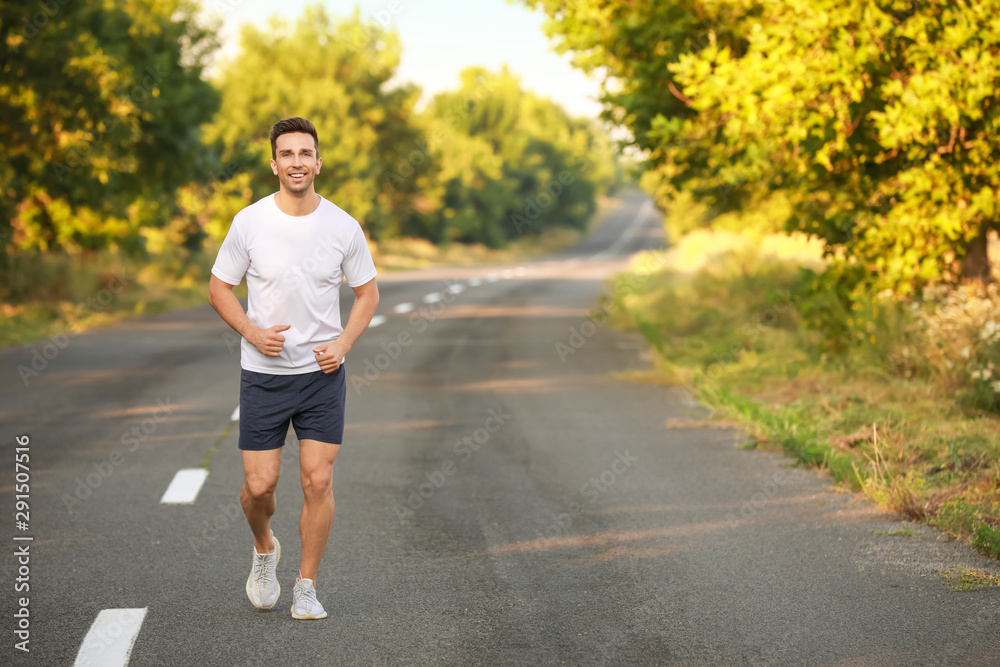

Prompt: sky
[{"left": 206, "top": 0, "right": 605, "bottom": 119}]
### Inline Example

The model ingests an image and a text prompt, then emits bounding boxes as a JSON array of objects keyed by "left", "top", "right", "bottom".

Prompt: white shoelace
[
  {"left": 295, "top": 581, "right": 319, "bottom": 610},
  {"left": 254, "top": 552, "right": 276, "bottom": 589}
]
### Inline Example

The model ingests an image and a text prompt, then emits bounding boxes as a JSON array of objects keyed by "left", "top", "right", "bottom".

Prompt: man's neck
[{"left": 275, "top": 190, "right": 320, "bottom": 217}]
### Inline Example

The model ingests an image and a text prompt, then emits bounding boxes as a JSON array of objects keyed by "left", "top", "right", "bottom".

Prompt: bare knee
[
  {"left": 243, "top": 474, "right": 277, "bottom": 501},
  {"left": 301, "top": 470, "right": 332, "bottom": 498}
]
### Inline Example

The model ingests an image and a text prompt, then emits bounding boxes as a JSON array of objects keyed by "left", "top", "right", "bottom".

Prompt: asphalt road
[{"left": 2, "top": 191, "right": 998, "bottom": 666}]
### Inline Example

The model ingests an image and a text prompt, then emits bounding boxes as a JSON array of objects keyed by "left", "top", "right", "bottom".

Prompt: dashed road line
[
  {"left": 74, "top": 608, "right": 147, "bottom": 667},
  {"left": 393, "top": 302, "right": 415, "bottom": 313},
  {"left": 369, "top": 315, "right": 387, "bottom": 328},
  {"left": 467, "top": 277, "right": 483, "bottom": 287},
  {"left": 230, "top": 406, "right": 240, "bottom": 421},
  {"left": 160, "top": 469, "right": 209, "bottom": 504},
  {"left": 422, "top": 292, "right": 443, "bottom": 304}
]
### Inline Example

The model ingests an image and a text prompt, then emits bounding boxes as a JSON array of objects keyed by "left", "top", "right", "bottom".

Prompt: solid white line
[
  {"left": 74, "top": 608, "right": 147, "bottom": 667},
  {"left": 230, "top": 406, "right": 240, "bottom": 421},
  {"left": 393, "top": 302, "right": 415, "bottom": 313},
  {"left": 159, "top": 469, "right": 209, "bottom": 504},
  {"left": 422, "top": 292, "right": 443, "bottom": 304},
  {"left": 369, "top": 315, "right": 387, "bottom": 328},
  {"left": 589, "top": 199, "right": 655, "bottom": 261}
]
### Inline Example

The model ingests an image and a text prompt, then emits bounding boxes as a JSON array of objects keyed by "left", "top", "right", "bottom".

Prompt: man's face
[{"left": 270, "top": 132, "right": 321, "bottom": 195}]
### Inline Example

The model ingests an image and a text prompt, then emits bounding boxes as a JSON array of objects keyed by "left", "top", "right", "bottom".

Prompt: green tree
[
  {"left": 420, "top": 66, "right": 618, "bottom": 246},
  {"left": 669, "top": 0, "right": 1000, "bottom": 290},
  {"left": 521, "top": 0, "right": 755, "bottom": 222},
  {"left": 525, "top": 0, "right": 1000, "bottom": 291},
  {"left": 0, "top": 0, "right": 220, "bottom": 257}
]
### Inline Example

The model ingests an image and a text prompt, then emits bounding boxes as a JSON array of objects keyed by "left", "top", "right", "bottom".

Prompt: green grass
[
  {"left": 609, "top": 233, "right": 1000, "bottom": 559},
  {"left": 935, "top": 566, "right": 1000, "bottom": 591}
]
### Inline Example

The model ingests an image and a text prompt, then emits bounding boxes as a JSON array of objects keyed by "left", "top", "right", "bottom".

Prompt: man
[{"left": 208, "top": 117, "right": 379, "bottom": 620}]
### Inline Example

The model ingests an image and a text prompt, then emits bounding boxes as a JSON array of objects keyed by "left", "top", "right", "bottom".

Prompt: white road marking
[
  {"left": 445, "top": 283, "right": 465, "bottom": 295},
  {"left": 589, "top": 199, "right": 655, "bottom": 261},
  {"left": 369, "top": 315, "right": 387, "bottom": 328},
  {"left": 467, "top": 277, "right": 483, "bottom": 287},
  {"left": 159, "top": 469, "right": 209, "bottom": 504},
  {"left": 393, "top": 302, "right": 415, "bottom": 313},
  {"left": 74, "top": 608, "right": 147, "bottom": 667},
  {"left": 230, "top": 406, "right": 240, "bottom": 421},
  {"left": 486, "top": 274, "right": 499, "bottom": 282},
  {"left": 422, "top": 292, "right": 443, "bottom": 304}
]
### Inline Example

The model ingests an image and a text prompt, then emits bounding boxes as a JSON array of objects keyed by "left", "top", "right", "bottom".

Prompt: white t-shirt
[{"left": 211, "top": 193, "right": 377, "bottom": 375}]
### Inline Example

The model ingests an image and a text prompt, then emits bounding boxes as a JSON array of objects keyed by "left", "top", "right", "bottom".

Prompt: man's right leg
[
  {"left": 241, "top": 448, "right": 282, "bottom": 553},
  {"left": 242, "top": 448, "right": 284, "bottom": 610}
]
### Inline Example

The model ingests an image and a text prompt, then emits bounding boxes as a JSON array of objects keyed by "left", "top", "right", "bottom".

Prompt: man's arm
[
  {"left": 208, "top": 274, "right": 290, "bottom": 357},
  {"left": 313, "top": 277, "right": 380, "bottom": 373}
]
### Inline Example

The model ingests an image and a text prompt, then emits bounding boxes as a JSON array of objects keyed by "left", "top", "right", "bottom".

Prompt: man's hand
[
  {"left": 313, "top": 339, "right": 349, "bottom": 374},
  {"left": 249, "top": 324, "right": 291, "bottom": 357}
]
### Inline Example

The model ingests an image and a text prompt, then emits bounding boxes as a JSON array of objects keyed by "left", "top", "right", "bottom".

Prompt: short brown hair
[{"left": 269, "top": 117, "right": 319, "bottom": 159}]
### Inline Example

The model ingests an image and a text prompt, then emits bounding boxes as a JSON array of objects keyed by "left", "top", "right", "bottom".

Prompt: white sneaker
[
  {"left": 246, "top": 531, "right": 281, "bottom": 610},
  {"left": 291, "top": 577, "right": 327, "bottom": 620}
]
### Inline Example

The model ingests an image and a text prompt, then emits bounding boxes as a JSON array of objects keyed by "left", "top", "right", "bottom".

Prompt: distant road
[{"left": 2, "top": 191, "right": 997, "bottom": 665}]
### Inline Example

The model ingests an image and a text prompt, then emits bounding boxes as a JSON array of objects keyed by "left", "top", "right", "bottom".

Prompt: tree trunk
[{"left": 961, "top": 225, "right": 991, "bottom": 285}]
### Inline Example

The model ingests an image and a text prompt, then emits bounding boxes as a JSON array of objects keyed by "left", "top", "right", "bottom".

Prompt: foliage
[
  {"left": 521, "top": 0, "right": 763, "bottom": 218},
  {"left": 0, "top": 0, "right": 220, "bottom": 259},
  {"left": 525, "top": 0, "right": 1000, "bottom": 291},
  {"left": 414, "top": 66, "right": 620, "bottom": 246}
]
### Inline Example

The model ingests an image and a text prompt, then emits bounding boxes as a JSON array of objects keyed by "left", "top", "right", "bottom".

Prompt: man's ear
[{"left": 270, "top": 158, "right": 278, "bottom": 175}]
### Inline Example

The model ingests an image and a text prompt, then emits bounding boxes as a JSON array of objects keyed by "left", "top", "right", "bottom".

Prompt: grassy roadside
[
  {"left": 0, "top": 195, "right": 622, "bottom": 349},
  {"left": 606, "top": 231, "right": 1000, "bottom": 561}
]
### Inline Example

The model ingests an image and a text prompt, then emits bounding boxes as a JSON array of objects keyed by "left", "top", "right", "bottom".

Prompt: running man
[{"left": 208, "top": 117, "right": 379, "bottom": 619}]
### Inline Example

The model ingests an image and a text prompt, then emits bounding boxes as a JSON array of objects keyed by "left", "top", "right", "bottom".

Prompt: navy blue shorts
[{"left": 239, "top": 367, "right": 346, "bottom": 450}]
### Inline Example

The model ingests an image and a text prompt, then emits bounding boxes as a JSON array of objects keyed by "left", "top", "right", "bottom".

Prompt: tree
[
  {"left": 521, "top": 0, "right": 755, "bottom": 219},
  {"left": 526, "top": 0, "right": 1000, "bottom": 291},
  {"left": 421, "top": 66, "right": 619, "bottom": 246},
  {"left": 0, "top": 0, "right": 220, "bottom": 257},
  {"left": 669, "top": 0, "right": 1000, "bottom": 291}
]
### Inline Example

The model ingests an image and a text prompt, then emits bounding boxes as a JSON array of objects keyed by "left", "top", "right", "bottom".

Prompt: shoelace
[
  {"left": 295, "top": 581, "right": 319, "bottom": 610},
  {"left": 253, "top": 552, "right": 276, "bottom": 590}
]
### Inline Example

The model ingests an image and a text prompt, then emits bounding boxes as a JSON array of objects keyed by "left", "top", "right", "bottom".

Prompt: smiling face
[{"left": 270, "top": 132, "right": 322, "bottom": 196}]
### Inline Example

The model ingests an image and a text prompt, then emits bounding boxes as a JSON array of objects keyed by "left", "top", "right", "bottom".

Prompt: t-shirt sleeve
[
  {"left": 211, "top": 215, "right": 250, "bottom": 286},
  {"left": 343, "top": 223, "right": 378, "bottom": 287}
]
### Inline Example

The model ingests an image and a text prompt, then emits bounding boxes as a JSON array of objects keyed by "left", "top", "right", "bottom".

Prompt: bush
[{"left": 973, "top": 523, "right": 1000, "bottom": 559}]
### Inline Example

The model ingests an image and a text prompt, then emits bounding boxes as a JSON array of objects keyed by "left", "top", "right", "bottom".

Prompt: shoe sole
[
  {"left": 246, "top": 535, "right": 281, "bottom": 610},
  {"left": 291, "top": 607, "right": 328, "bottom": 620}
]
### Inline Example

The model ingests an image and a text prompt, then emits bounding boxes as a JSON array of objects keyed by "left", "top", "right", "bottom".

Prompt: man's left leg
[
  {"left": 298, "top": 438, "right": 340, "bottom": 583},
  {"left": 291, "top": 438, "right": 338, "bottom": 620}
]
